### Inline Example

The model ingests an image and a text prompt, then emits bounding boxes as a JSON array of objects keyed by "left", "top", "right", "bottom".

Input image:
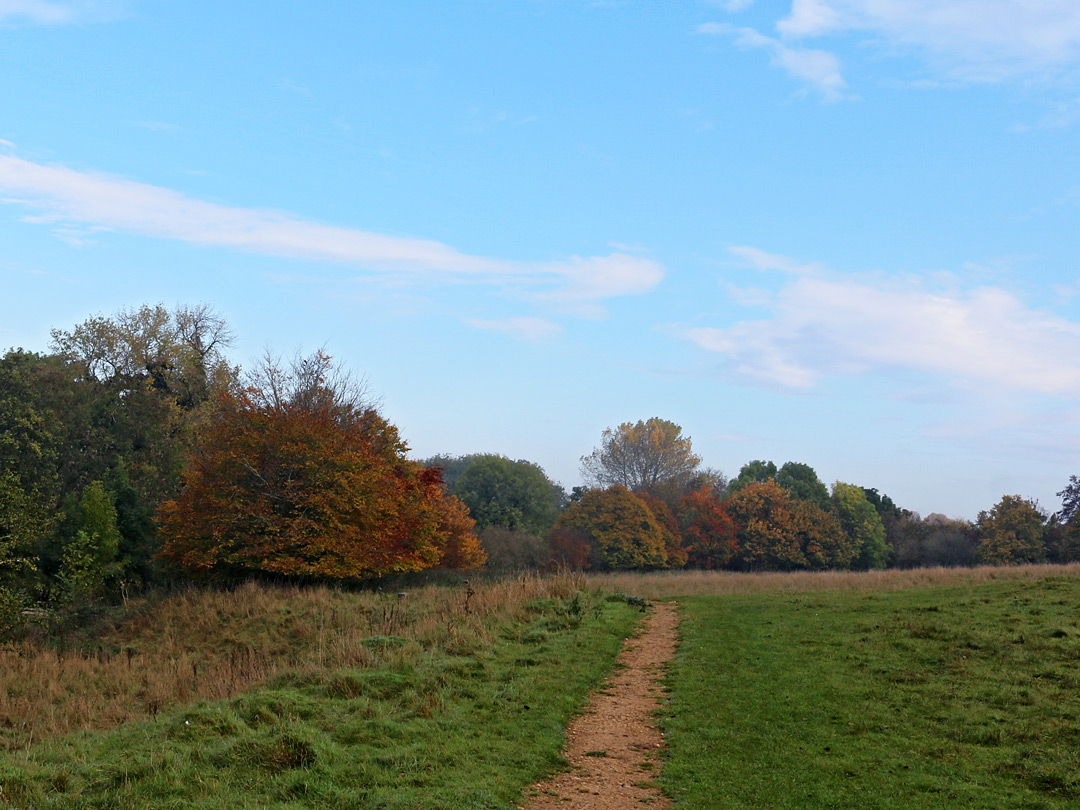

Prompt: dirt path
[{"left": 520, "top": 600, "right": 679, "bottom": 810}]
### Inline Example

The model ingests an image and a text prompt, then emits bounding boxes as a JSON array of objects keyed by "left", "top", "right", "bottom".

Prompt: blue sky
[{"left": 2, "top": 1, "right": 1079, "bottom": 520}]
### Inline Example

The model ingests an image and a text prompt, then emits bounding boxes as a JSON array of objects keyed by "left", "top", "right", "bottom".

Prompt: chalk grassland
[
  {"left": 661, "top": 573, "right": 1080, "bottom": 809},
  {"left": 0, "top": 575, "right": 640, "bottom": 809}
]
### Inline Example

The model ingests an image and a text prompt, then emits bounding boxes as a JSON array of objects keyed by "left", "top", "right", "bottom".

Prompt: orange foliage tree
[
  {"left": 157, "top": 352, "right": 483, "bottom": 580},
  {"left": 548, "top": 485, "right": 672, "bottom": 570},
  {"left": 725, "top": 480, "right": 851, "bottom": 571}
]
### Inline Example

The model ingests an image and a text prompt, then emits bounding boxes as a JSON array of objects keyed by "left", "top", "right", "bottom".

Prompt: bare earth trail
[{"left": 520, "top": 600, "right": 679, "bottom": 810}]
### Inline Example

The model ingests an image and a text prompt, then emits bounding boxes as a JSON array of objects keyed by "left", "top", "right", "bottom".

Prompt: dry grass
[
  {"left": 589, "top": 562, "right": 1080, "bottom": 599},
  {"left": 0, "top": 572, "right": 585, "bottom": 751}
]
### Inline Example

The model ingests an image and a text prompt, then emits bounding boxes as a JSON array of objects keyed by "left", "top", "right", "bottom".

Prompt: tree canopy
[
  {"left": 445, "top": 454, "right": 565, "bottom": 537},
  {"left": 579, "top": 417, "right": 701, "bottom": 502},
  {"left": 158, "top": 352, "right": 484, "bottom": 580},
  {"left": 549, "top": 485, "right": 673, "bottom": 571}
]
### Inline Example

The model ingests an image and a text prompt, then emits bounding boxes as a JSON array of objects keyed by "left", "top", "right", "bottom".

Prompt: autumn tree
[
  {"left": 831, "top": 482, "right": 889, "bottom": 570},
  {"left": 633, "top": 491, "right": 688, "bottom": 568},
  {"left": 676, "top": 486, "right": 737, "bottom": 569},
  {"left": 549, "top": 485, "right": 672, "bottom": 570},
  {"left": 725, "top": 480, "right": 852, "bottom": 571},
  {"left": 976, "top": 495, "right": 1046, "bottom": 566},
  {"left": 579, "top": 418, "right": 702, "bottom": 502},
  {"left": 158, "top": 352, "right": 484, "bottom": 580}
]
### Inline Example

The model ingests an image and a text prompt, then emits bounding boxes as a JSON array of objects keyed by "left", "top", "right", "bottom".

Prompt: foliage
[
  {"left": 675, "top": 486, "right": 737, "bottom": 569},
  {"left": 1056, "top": 475, "right": 1080, "bottom": 524},
  {"left": 888, "top": 511, "right": 978, "bottom": 569},
  {"left": 832, "top": 481, "right": 889, "bottom": 570},
  {"left": 726, "top": 480, "right": 853, "bottom": 571},
  {"left": 776, "top": 461, "right": 831, "bottom": 511},
  {"left": 976, "top": 495, "right": 1047, "bottom": 566},
  {"left": 448, "top": 454, "right": 565, "bottom": 537},
  {"left": 663, "top": 578, "right": 1080, "bottom": 809},
  {"left": 56, "top": 480, "right": 123, "bottom": 604},
  {"left": 727, "top": 459, "right": 778, "bottom": 493},
  {"left": 549, "top": 485, "right": 673, "bottom": 570},
  {"left": 477, "top": 526, "right": 550, "bottom": 572},
  {"left": 579, "top": 417, "right": 702, "bottom": 502},
  {"left": 632, "top": 491, "right": 688, "bottom": 567},
  {"left": 158, "top": 352, "right": 484, "bottom": 580}
]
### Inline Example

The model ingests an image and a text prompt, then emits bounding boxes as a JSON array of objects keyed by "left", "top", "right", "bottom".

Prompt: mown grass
[
  {"left": 661, "top": 575, "right": 1080, "bottom": 809},
  {"left": 0, "top": 576, "right": 640, "bottom": 809}
]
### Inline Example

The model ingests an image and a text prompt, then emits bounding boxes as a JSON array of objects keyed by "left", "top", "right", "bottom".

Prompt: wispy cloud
[
  {"left": 0, "top": 152, "right": 664, "bottom": 311},
  {"left": 779, "top": 0, "right": 1080, "bottom": 82},
  {"left": 685, "top": 247, "right": 1080, "bottom": 397},
  {"left": 697, "top": 22, "right": 849, "bottom": 101},
  {"left": 466, "top": 316, "right": 562, "bottom": 341}
]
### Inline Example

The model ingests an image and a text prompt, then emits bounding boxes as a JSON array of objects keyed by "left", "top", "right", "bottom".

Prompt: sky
[{"left": 2, "top": 0, "right": 1079, "bottom": 521}]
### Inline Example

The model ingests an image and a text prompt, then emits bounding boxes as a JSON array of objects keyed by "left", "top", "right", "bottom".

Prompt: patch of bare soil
[{"left": 520, "top": 600, "right": 679, "bottom": 810}]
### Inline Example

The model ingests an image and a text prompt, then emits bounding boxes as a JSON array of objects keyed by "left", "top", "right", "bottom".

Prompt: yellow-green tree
[
  {"left": 549, "top": 485, "right": 672, "bottom": 570},
  {"left": 976, "top": 495, "right": 1046, "bottom": 566}
]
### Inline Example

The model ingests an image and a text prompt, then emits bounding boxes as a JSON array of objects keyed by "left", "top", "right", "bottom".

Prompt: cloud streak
[
  {"left": 0, "top": 153, "right": 664, "bottom": 309},
  {"left": 686, "top": 247, "right": 1080, "bottom": 397},
  {"left": 697, "top": 22, "right": 849, "bottom": 101},
  {"left": 0, "top": 0, "right": 119, "bottom": 26}
]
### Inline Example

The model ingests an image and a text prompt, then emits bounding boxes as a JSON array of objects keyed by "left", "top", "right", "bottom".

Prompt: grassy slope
[
  {"left": 0, "top": 586, "right": 639, "bottom": 810},
  {"left": 662, "top": 576, "right": 1080, "bottom": 809}
]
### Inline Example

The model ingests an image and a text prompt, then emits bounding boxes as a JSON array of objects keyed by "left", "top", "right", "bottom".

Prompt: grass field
[
  {"left": 0, "top": 575, "right": 640, "bottom": 809},
  {"left": 661, "top": 574, "right": 1080, "bottom": 809},
  {"left": 3, "top": 565, "right": 1079, "bottom": 808}
]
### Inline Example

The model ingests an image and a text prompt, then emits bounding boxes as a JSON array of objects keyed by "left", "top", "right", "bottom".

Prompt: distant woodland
[{"left": 2, "top": 303, "right": 1078, "bottom": 636}]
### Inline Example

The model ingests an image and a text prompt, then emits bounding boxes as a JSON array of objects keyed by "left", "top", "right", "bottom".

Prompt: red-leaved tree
[{"left": 157, "top": 352, "right": 484, "bottom": 579}]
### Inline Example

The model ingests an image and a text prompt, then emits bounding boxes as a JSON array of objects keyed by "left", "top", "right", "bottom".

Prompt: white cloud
[
  {"left": 697, "top": 23, "right": 849, "bottom": 101},
  {"left": 686, "top": 247, "right": 1080, "bottom": 396},
  {"left": 466, "top": 317, "right": 563, "bottom": 341},
  {"left": 777, "top": 0, "right": 1080, "bottom": 81},
  {"left": 0, "top": 153, "right": 664, "bottom": 309}
]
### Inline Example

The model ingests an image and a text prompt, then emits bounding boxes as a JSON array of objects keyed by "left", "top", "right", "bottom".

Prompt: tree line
[{"left": 1, "top": 304, "right": 1077, "bottom": 636}]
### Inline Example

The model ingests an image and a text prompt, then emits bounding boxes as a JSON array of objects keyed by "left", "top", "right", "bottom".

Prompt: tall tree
[
  {"left": 776, "top": 462, "right": 831, "bottom": 511},
  {"left": 579, "top": 418, "right": 702, "bottom": 501},
  {"left": 158, "top": 352, "right": 484, "bottom": 580}
]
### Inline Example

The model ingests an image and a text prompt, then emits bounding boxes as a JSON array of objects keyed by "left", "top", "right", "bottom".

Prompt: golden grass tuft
[{"left": 0, "top": 571, "right": 586, "bottom": 751}]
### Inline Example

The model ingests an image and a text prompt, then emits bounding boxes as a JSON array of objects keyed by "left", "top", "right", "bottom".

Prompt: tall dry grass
[
  {"left": 0, "top": 572, "right": 585, "bottom": 751},
  {"left": 590, "top": 562, "right": 1080, "bottom": 599}
]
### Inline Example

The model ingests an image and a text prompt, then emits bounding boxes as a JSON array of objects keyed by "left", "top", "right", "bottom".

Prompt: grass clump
[
  {"left": 661, "top": 575, "right": 1080, "bottom": 809},
  {"left": 0, "top": 575, "right": 639, "bottom": 809}
]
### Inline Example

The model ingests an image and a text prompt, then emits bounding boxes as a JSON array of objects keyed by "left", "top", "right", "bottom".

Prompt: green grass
[
  {"left": 0, "top": 589, "right": 639, "bottom": 809},
  {"left": 661, "top": 576, "right": 1080, "bottom": 809}
]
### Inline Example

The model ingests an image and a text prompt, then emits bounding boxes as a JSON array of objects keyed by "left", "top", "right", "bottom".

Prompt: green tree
[
  {"left": 549, "top": 485, "right": 672, "bottom": 570},
  {"left": 976, "top": 495, "right": 1046, "bottom": 566},
  {"left": 728, "top": 460, "right": 778, "bottom": 493},
  {"left": 57, "top": 480, "right": 123, "bottom": 603},
  {"left": 831, "top": 482, "right": 889, "bottom": 570},
  {"left": 776, "top": 462, "right": 831, "bottom": 511},
  {"left": 579, "top": 418, "right": 702, "bottom": 502},
  {"left": 448, "top": 454, "right": 565, "bottom": 537}
]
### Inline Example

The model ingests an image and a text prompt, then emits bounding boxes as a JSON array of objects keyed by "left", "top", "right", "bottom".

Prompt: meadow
[{"left": 1, "top": 564, "right": 1078, "bottom": 808}]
